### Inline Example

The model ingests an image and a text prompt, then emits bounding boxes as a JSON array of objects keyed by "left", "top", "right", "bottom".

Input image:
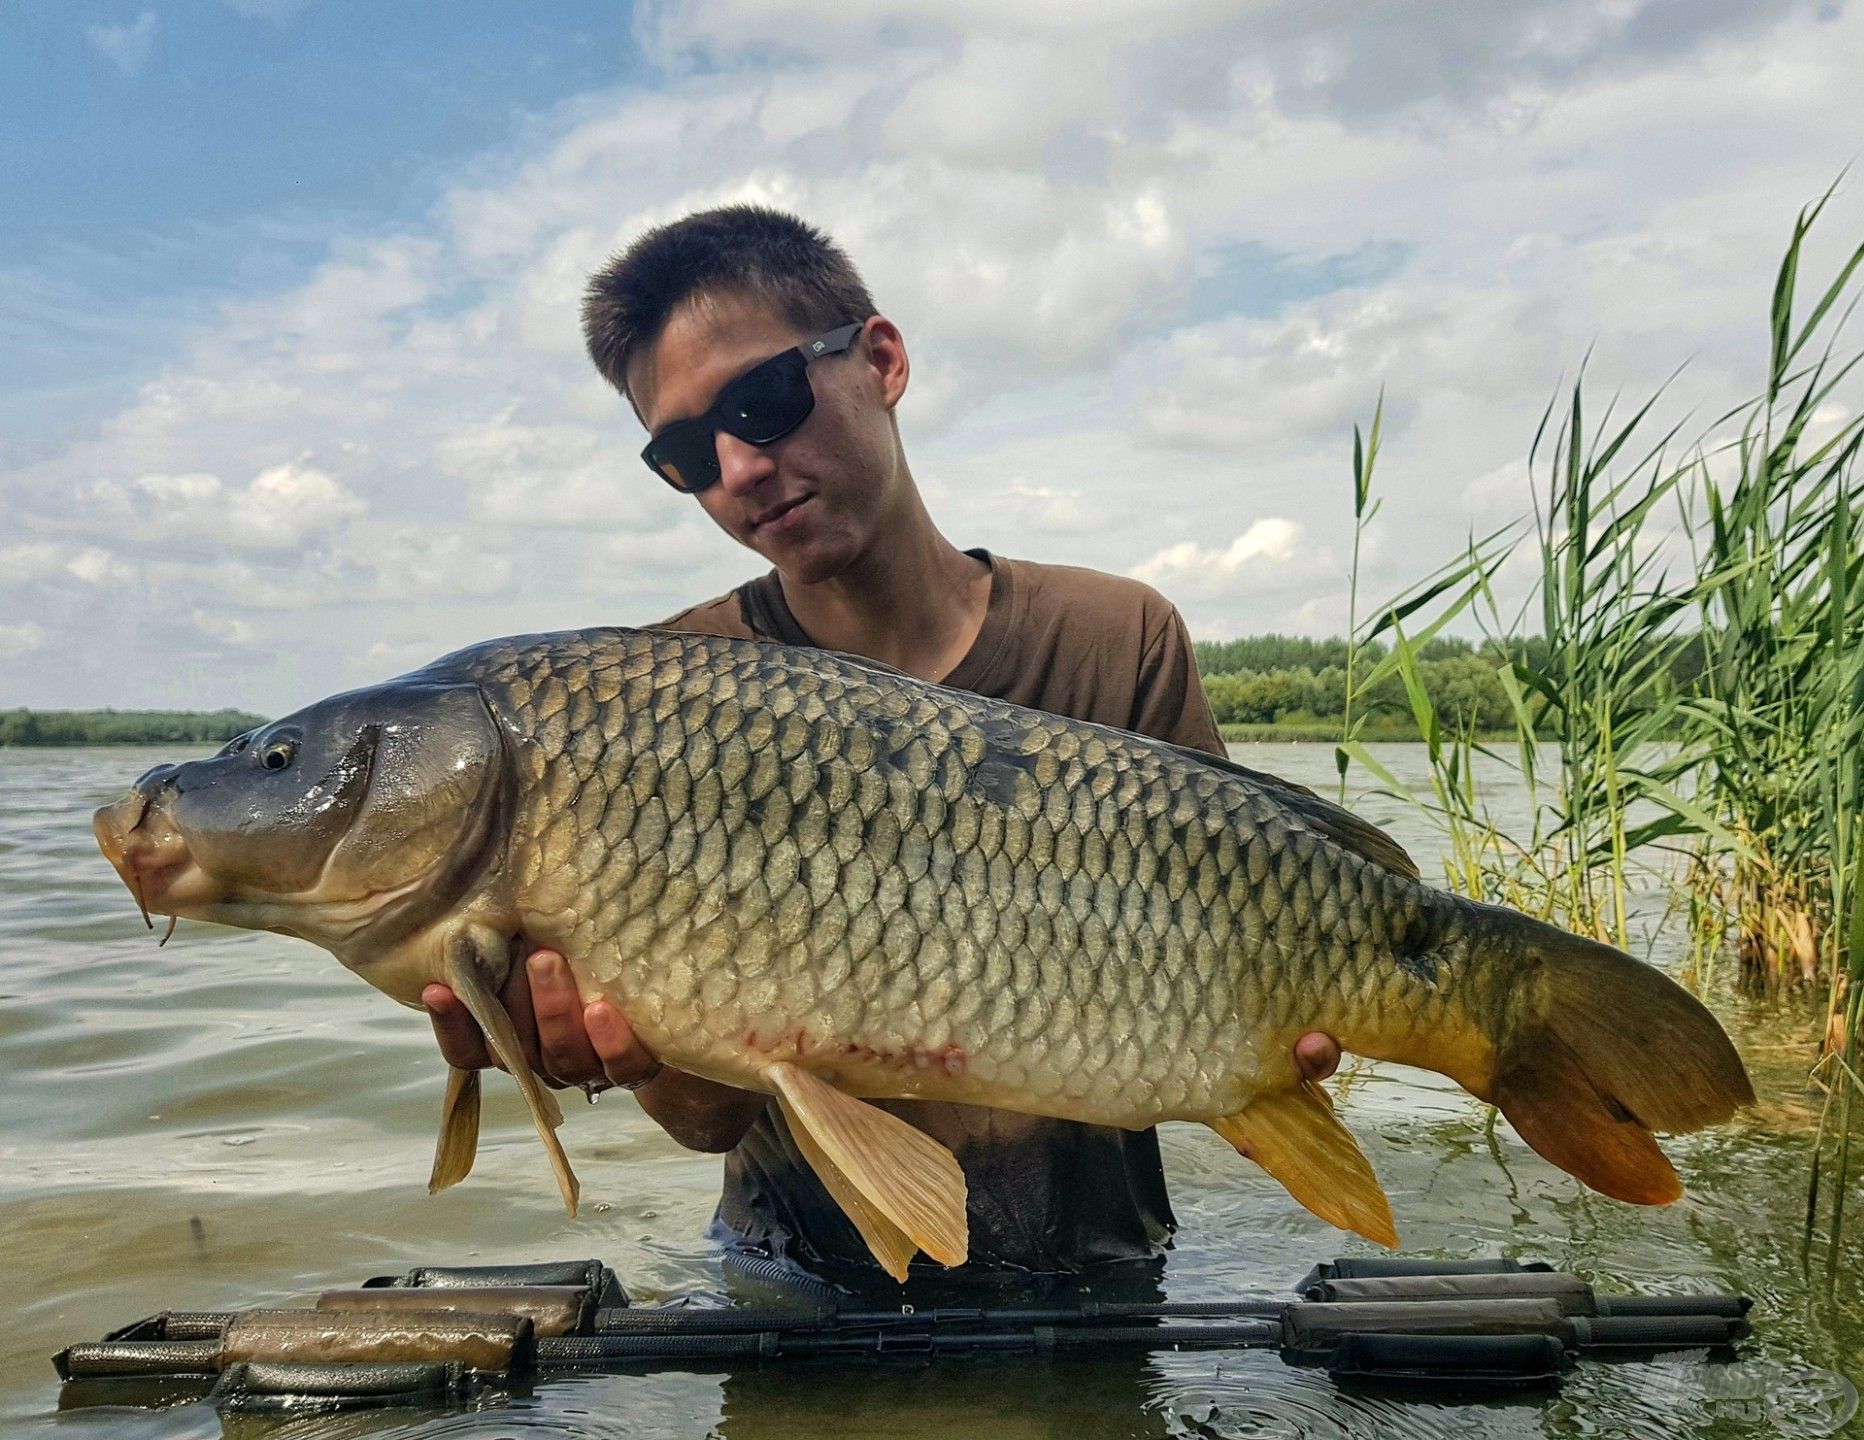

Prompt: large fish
[{"left": 94, "top": 629, "right": 1753, "bottom": 1278}]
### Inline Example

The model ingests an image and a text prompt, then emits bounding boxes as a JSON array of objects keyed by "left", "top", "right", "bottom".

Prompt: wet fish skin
[
  {"left": 93, "top": 626, "right": 1756, "bottom": 1275},
  {"left": 486, "top": 628, "right": 1460, "bottom": 1123}
]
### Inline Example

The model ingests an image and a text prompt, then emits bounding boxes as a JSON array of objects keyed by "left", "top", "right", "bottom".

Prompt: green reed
[{"left": 1337, "top": 191, "right": 1864, "bottom": 1270}]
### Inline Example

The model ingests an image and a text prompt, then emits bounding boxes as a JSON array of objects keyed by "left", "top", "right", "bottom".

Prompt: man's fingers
[
  {"left": 1294, "top": 1031, "right": 1342, "bottom": 1083},
  {"left": 528, "top": 950, "right": 604, "bottom": 1087},
  {"left": 423, "top": 983, "right": 490, "bottom": 1070},
  {"left": 585, "top": 1000, "right": 663, "bottom": 1091}
]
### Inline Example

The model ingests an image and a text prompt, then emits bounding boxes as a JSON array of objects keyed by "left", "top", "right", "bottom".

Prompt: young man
[{"left": 425, "top": 207, "right": 1341, "bottom": 1276}]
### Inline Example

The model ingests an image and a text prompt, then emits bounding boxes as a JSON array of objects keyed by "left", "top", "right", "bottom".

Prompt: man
[{"left": 425, "top": 206, "right": 1341, "bottom": 1278}]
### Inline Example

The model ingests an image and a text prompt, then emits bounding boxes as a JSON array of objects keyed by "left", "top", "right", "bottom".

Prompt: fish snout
[{"left": 92, "top": 789, "right": 197, "bottom": 910}]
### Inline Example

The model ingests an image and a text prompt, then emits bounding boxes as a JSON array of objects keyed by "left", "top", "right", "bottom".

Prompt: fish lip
[
  {"left": 750, "top": 494, "right": 811, "bottom": 530},
  {"left": 93, "top": 794, "right": 205, "bottom": 916}
]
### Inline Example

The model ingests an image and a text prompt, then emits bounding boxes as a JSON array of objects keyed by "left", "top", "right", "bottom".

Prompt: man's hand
[
  {"left": 424, "top": 950, "right": 662, "bottom": 1091},
  {"left": 1293, "top": 1030, "right": 1342, "bottom": 1084},
  {"left": 424, "top": 950, "right": 765, "bottom": 1152}
]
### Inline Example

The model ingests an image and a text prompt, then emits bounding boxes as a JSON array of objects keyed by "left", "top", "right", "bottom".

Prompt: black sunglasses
[{"left": 640, "top": 322, "right": 865, "bottom": 493}]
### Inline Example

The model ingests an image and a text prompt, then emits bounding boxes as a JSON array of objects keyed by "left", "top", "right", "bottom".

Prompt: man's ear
[{"left": 864, "top": 316, "right": 910, "bottom": 411}]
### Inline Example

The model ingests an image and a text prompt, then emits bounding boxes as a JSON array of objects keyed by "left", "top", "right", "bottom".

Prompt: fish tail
[{"left": 1473, "top": 914, "right": 1754, "bottom": 1204}]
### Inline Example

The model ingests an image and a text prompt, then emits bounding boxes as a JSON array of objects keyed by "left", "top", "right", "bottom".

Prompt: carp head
[{"left": 93, "top": 678, "right": 510, "bottom": 1002}]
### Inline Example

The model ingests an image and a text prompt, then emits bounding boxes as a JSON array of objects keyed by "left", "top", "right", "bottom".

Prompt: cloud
[
  {"left": 192, "top": 609, "right": 261, "bottom": 648},
  {"left": 1131, "top": 518, "right": 1305, "bottom": 591},
  {"left": 83, "top": 462, "right": 367, "bottom": 553},
  {"left": 6, "top": 0, "right": 1862, "bottom": 709},
  {"left": 0, "top": 542, "right": 136, "bottom": 588},
  {"left": 87, "top": 12, "right": 157, "bottom": 75},
  {"left": 0, "top": 623, "right": 48, "bottom": 659}
]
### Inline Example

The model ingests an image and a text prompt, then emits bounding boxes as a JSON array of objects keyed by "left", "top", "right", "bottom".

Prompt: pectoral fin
[
  {"left": 445, "top": 929, "right": 580, "bottom": 1216},
  {"left": 767, "top": 1061, "right": 968, "bottom": 1280},
  {"left": 1209, "top": 1081, "right": 1397, "bottom": 1248},
  {"left": 428, "top": 1066, "right": 481, "bottom": 1194}
]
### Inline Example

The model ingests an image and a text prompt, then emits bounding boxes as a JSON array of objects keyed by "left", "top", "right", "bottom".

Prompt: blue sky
[
  {"left": 2, "top": 1, "right": 1860, "bottom": 711},
  {"left": 1, "top": 1, "right": 647, "bottom": 457}
]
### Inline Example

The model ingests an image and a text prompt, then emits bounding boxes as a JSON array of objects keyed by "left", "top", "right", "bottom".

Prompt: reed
[{"left": 1339, "top": 192, "right": 1863, "bottom": 1269}]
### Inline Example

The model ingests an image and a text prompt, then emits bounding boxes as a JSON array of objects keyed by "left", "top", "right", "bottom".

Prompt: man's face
[{"left": 627, "top": 291, "right": 905, "bottom": 585}]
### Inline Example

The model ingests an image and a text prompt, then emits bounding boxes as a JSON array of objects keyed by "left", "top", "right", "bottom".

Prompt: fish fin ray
[
  {"left": 1490, "top": 1031, "right": 1681, "bottom": 1204},
  {"left": 780, "top": 1102, "right": 921, "bottom": 1282},
  {"left": 445, "top": 929, "right": 581, "bottom": 1216},
  {"left": 767, "top": 1061, "right": 968, "bottom": 1275},
  {"left": 1209, "top": 1081, "right": 1397, "bottom": 1248},
  {"left": 428, "top": 1066, "right": 481, "bottom": 1194}
]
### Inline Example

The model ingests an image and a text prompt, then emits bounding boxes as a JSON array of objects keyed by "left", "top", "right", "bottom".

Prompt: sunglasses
[{"left": 640, "top": 322, "right": 865, "bottom": 493}]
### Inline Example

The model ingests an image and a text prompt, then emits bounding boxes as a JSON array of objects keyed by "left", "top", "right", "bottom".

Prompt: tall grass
[{"left": 1340, "top": 192, "right": 1864, "bottom": 1271}]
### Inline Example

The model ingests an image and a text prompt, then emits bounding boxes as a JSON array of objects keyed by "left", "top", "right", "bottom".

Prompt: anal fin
[
  {"left": 429, "top": 1066, "right": 481, "bottom": 1193},
  {"left": 1209, "top": 1081, "right": 1398, "bottom": 1248},
  {"left": 445, "top": 929, "right": 581, "bottom": 1216},
  {"left": 767, "top": 1060, "right": 967, "bottom": 1280}
]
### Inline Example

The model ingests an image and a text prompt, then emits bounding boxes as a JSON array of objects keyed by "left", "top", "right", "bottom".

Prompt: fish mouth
[{"left": 93, "top": 793, "right": 217, "bottom": 923}]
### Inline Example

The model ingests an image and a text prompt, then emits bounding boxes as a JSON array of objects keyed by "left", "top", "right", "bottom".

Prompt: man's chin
[{"left": 749, "top": 528, "right": 861, "bottom": 587}]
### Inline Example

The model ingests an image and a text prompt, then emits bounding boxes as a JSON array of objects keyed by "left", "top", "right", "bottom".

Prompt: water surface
[{"left": 1, "top": 743, "right": 1857, "bottom": 1437}]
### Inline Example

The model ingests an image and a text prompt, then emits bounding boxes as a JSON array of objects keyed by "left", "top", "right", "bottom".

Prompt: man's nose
[{"left": 715, "top": 431, "right": 777, "bottom": 495}]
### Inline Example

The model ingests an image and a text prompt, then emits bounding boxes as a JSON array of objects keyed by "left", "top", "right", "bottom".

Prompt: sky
[{"left": 2, "top": 0, "right": 1861, "bottom": 713}]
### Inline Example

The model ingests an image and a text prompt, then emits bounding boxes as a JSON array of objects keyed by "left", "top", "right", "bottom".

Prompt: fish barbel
[{"left": 93, "top": 628, "right": 1754, "bottom": 1278}]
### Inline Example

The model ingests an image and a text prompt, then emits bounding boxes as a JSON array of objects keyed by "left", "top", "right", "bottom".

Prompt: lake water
[{"left": 1, "top": 743, "right": 1858, "bottom": 1437}]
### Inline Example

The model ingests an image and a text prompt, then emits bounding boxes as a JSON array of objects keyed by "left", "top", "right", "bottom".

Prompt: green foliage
[
  {"left": 1198, "top": 650, "right": 1520, "bottom": 731},
  {"left": 0, "top": 709, "right": 268, "bottom": 746}
]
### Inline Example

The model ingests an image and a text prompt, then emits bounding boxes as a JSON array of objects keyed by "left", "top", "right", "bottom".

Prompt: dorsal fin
[{"left": 1167, "top": 744, "right": 1421, "bottom": 881}]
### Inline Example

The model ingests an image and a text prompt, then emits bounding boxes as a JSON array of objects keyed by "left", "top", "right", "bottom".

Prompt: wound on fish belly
[{"left": 738, "top": 1026, "right": 968, "bottom": 1076}]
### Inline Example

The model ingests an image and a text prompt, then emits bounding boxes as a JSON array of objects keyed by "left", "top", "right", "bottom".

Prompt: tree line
[
  {"left": 3, "top": 633, "right": 1715, "bottom": 745},
  {"left": 1193, "top": 633, "right": 1709, "bottom": 734},
  {"left": 0, "top": 709, "right": 268, "bottom": 746}
]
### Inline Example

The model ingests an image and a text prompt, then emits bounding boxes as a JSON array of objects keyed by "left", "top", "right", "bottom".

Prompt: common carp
[{"left": 93, "top": 628, "right": 1754, "bottom": 1278}]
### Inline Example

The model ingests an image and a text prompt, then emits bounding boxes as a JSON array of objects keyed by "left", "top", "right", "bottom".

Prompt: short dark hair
[{"left": 581, "top": 205, "right": 876, "bottom": 400}]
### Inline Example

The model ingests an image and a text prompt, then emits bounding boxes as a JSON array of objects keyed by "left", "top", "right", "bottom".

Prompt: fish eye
[{"left": 260, "top": 740, "right": 297, "bottom": 772}]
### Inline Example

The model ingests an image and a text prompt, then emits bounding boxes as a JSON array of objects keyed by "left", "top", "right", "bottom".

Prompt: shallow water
[{"left": 1, "top": 742, "right": 1858, "bottom": 1437}]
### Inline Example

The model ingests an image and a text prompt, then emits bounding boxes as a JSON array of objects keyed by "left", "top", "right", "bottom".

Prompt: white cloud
[
  {"left": 1131, "top": 518, "right": 1305, "bottom": 591},
  {"left": 0, "top": 542, "right": 136, "bottom": 589},
  {"left": 1, "top": 543, "right": 71, "bottom": 585},
  {"left": 0, "top": 623, "right": 48, "bottom": 659},
  {"left": 87, "top": 12, "right": 156, "bottom": 75},
  {"left": 435, "top": 416, "right": 659, "bottom": 530},
  {"left": 84, "top": 462, "right": 366, "bottom": 553},
  {"left": 192, "top": 609, "right": 261, "bottom": 648}
]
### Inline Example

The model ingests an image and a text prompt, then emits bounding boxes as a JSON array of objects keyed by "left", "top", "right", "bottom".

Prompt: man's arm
[{"left": 424, "top": 951, "right": 767, "bottom": 1154}]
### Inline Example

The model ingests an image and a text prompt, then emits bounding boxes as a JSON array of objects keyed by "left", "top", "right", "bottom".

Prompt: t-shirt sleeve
[
  {"left": 1130, "top": 604, "right": 1225, "bottom": 758},
  {"left": 647, "top": 590, "right": 754, "bottom": 639}
]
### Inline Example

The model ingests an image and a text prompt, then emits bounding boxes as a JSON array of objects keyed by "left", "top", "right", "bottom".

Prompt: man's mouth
[{"left": 751, "top": 494, "right": 812, "bottom": 532}]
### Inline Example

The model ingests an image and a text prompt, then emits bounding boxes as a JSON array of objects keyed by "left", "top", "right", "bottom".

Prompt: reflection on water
[{"left": 2, "top": 744, "right": 1859, "bottom": 1437}]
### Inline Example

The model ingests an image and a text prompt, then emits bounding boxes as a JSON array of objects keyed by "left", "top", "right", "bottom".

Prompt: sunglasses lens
[
  {"left": 721, "top": 350, "right": 814, "bottom": 444},
  {"left": 644, "top": 429, "right": 719, "bottom": 492},
  {"left": 639, "top": 347, "right": 820, "bottom": 492}
]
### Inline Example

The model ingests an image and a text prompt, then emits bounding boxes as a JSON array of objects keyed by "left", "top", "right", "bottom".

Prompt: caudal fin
[{"left": 1486, "top": 925, "right": 1754, "bottom": 1204}]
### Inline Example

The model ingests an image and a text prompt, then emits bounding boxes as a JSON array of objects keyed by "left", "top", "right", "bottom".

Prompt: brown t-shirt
[{"left": 652, "top": 550, "right": 1224, "bottom": 1276}]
